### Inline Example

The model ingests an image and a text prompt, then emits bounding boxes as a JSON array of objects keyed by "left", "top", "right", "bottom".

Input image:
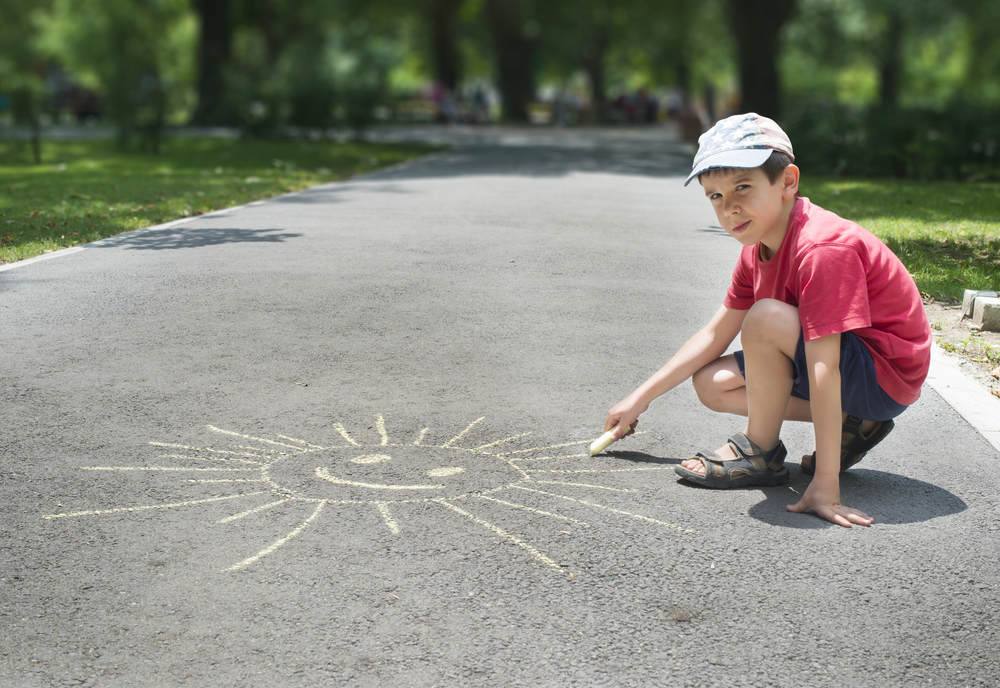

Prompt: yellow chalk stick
[{"left": 590, "top": 426, "right": 628, "bottom": 456}]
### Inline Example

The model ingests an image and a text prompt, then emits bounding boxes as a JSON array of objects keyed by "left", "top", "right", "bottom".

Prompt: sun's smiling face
[
  {"left": 268, "top": 444, "right": 528, "bottom": 502},
  {"left": 43, "top": 415, "right": 692, "bottom": 575}
]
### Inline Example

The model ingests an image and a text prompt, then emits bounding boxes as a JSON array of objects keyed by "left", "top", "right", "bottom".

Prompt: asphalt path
[{"left": 2, "top": 127, "right": 998, "bottom": 687}]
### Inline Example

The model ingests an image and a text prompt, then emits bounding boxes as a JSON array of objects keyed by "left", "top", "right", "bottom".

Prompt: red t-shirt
[{"left": 724, "top": 197, "right": 931, "bottom": 406}]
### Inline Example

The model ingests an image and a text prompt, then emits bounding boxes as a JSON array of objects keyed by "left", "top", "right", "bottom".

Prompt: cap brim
[{"left": 683, "top": 148, "right": 776, "bottom": 186}]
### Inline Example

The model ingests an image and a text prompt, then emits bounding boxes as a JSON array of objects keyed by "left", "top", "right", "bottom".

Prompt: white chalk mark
[
  {"left": 223, "top": 502, "right": 326, "bottom": 572},
  {"left": 413, "top": 428, "right": 429, "bottom": 446},
  {"left": 333, "top": 423, "right": 359, "bottom": 446},
  {"left": 207, "top": 426, "right": 307, "bottom": 452},
  {"left": 42, "top": 493, "right": 264, "bottom": 520},
  {"left": 496, "top": 432, "right": 646, "bottom": 456},
  {"left": 315, "top": 467, "right": 443, "bottom": 490},
  {"left": 528, "top": 480, "right": 634, "bottom": 493},
  {"left": 478, "top": 495, "right": 586, "bottom": 524},
  {"left": 514, "top": 486, "right": 693, "bottom": 533},
  {"left": 159, "top": 454, "right": 263, "bottom": 466},
  {"left": 473, "top": 432, "right": 533, "bottom": 451},
  {"left": 434, "top": 499, "right": 562, "bottom": 572},
  {"left": 218, "top": 499, "right": 290, "bottom": 524},
  {"left": 442, "top": 417, "right": 485, "bottom": 448},
  {"left": 186, "top": 479, "right": 271, "bottom": 483},
  {"left": 376, "top": 415, "right": 389, "bottom": 446},
  {"left": 276, "top": 435, "right": 326, "bottom": 450},
  {"left": 149, "top": 442, "right": 268, "bottom": 460},
  {"left": 525, "top": 467, "right": 677, "bottom": 474},
  {"left": 82, "top": 466, "right": 255, "bottom": 472},
  {"left": 376, "top": 503, "right": 400, "bottom": 534},
  {"left": 510, "top": 453, "right": 591, "bottom": 462},
  {"left": 495, "top": 440, "right": 590, "bottom": 456}
]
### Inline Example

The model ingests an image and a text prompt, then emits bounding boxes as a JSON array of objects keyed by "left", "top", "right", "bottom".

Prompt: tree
[
  {"left": 0, "top": 0, "right": 53, "bottom": 163},
  {"left": 428, "top": 0, "right": 466, "bottom": 91},
  {"left": 728, "top": 0, "right": 796, "bottom": 117},
  {"left": 40, "top": 0, "right": 195, "bottom": 151},
  {"left": 484, "top": 0, "right": 539, "bottom": 122},
  {"left": 191, "top": 0, "right": 233, "bottom": 125}
]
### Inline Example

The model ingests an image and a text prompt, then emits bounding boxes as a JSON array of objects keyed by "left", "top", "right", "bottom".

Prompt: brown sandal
[
  {"left": 801, "top": 415, "right": 895, "bottom": 476},
  {"left": 676, "top": 432, "right": 789, "bottom": 488}
]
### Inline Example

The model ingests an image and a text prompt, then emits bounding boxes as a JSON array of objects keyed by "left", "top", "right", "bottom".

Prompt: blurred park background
[
  {"left": 1, "top": 0, "right": 998, "bottom": 308},
  {"left": 2, "top": 0, "right": 999, "bottom": 177}
]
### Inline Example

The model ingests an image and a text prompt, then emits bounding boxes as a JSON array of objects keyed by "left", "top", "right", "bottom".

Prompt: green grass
[
  {"left": 800, "top": 178, "right": 1000, "bottom": 301},
  {"left": 0, "top": 136, "right": 440, "bottom": 264}
]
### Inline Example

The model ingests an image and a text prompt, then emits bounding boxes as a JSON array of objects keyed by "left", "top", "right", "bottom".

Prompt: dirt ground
[{"left": 924, "top": 300, "right": 1000, "bottom": 398}]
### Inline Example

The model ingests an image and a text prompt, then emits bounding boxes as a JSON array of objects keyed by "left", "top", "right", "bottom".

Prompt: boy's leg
[{"left": 682, "top": 299, "right": 803, "bottom": 474}]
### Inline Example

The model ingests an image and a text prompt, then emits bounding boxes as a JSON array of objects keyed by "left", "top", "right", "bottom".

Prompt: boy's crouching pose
[{"left": 604, "top": 113, "right": 931, "bottom": 528}]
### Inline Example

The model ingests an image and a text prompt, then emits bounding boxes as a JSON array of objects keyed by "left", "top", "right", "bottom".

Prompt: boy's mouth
[{"left": 731, "top": 220, "right": 750, "bottom": 234}]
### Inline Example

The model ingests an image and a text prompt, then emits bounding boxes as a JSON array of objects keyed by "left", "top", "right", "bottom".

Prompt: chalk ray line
[
  {"left": 333, "top": 423, "right": 359, "bottom": 446},
  {"left": 477, "top": 495, "right": 586, "bottom": 524},
  {"left": 413, "top": 428, "right": 429, "bottom": 446},
  {"left": 442, "top": 417, "right": 485, "bottom": 448},
  {"left": 514, "top": 486, "right": 693, "bottom": 533},
  {"left": 81, "top": 466, "right": 256, "bottom": 472},
  {"left": 376, "top": 415, "right": 389, "bottom": 446},
  {"left": 159, "top": 453, "right": 263, "bottom": 466},
  {"left": 218, "top": 499, "right": 289, "bottom": 524},
  {"left": 208, "top": 426, "right": 307, "bottom": 452},
  {"left": 511, "top": 453, "right": 591, "bottom": 462},
  {"left": 473, "top": 432, "right": 533, "bottom": 451},
  {"left": 433, "top": 499, "right": 563, "bottom": 572},
  {"left": 187, "top": 479, "right": 270, "bottom": 483},
  {"left": 525, "top": 467, "right": 677, "bottom": 474},
  {"left": 276, "top": 435, "right": 326, "bottom": 450},
  {"left": 235, "top": 445, "right": 291, "bottom": 455},
  {"left": 496, "top": 431, "right": 647, "bottom": 456},
  {"left": 315, "top": 467, "right": 443, "bottom": 490},
  {"left": 528, "top": 480, "right": 634, "bottom": 493},
  {"left": 149, "top": 443, "right": 268, "bottom": 460},
  {"left": 42, "top": 492, "right": 265, "bottom": 520},
  {"left": 376, "top": 503, "right": 400, "bottom": 534},
  {"left": 223, "top": 502, "right": 325, "bottom": 573}
]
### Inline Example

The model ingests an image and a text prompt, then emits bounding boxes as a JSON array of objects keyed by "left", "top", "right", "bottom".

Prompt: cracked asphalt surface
[{"left": 2, "top": 127, "right": 998, "bottom": 687}]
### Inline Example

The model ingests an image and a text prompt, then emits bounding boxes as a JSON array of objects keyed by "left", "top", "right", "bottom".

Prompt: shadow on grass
[{"left": 94, "top": 226, "right": 302, "bottom": 251}]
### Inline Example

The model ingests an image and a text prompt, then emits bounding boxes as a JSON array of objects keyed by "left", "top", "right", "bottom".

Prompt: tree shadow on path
[{"left": 95, "top": 226, "right": 302, "bottom": 251}]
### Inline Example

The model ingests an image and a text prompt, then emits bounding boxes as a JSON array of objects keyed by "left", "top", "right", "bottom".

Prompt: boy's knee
[
  {"left": 743, "top": 299, "right": 799, "bottom": 341},
  {"left": 692, "top": 364, "right": 724, "bottom": 410}
]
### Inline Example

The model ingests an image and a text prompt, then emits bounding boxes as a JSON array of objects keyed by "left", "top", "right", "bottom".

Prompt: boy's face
[{"left": 699, "top": 166, "right": 799, "bottom": 252}]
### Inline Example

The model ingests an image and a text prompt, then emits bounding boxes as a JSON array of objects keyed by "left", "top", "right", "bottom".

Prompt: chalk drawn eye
[{"left": 47, "top": 415, "right": 692, "bottom": 575}]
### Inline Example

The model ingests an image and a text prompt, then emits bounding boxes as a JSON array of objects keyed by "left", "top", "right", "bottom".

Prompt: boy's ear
[{"left": 781, "top": 164, "right": 800, "bottom": 199}]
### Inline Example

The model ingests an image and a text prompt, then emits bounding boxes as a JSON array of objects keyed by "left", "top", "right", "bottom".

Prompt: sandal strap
[{"left": 727, "top": 432, "right": 787, "bottom": 471}]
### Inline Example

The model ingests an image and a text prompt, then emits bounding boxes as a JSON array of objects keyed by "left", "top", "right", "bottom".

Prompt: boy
[{"left": 604, "top": 113, "right": 931, "bottom": 528}]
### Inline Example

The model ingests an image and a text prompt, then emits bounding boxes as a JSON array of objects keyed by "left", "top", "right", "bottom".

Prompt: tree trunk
[
  {"left": 430, "top": 0, "right": 464, "bottom": 92},
  {"left": 485, "top": 0, "right": 537, "bottom": 123},
  {"left": 878, "top": 11, "right": 904, "bottom": 108},
  {"left": 582, "top": 25, "right": 608, "bottom": 124},
  {"left": 191, "top": 0, "right": 232, "bottom": 125},
  {"left": 727, "top": 0, "right": 796, "bottom": 118}
]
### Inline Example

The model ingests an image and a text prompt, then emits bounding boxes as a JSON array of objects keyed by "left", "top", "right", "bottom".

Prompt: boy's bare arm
[
  {"left": 788, "top": 334, "right": 874, "bottom": 527},
  {"left": 604, "top": 305, "right": 747, "bottom": 434}
]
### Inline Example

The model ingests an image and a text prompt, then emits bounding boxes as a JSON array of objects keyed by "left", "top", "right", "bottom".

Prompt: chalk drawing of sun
[{"left": 43, "top": 416, "right": 692, "bottom": 575}]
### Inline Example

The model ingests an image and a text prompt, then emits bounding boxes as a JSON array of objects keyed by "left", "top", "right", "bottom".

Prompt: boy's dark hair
[{"left": 697, "top": 151, "right": 794, "bottom": 185}]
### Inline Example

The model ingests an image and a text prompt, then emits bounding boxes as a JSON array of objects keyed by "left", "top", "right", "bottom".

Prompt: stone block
[{"left": 973, "top": 296, "right": 1000, "bottom": 332}]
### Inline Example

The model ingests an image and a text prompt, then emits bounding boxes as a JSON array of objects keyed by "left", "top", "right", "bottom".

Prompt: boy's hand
[
  {"left": 786, "top": 473, "right": 874, "bottom": 528},
  {"left": 604, "top": 397, "right": 646, "bottom": 438}
]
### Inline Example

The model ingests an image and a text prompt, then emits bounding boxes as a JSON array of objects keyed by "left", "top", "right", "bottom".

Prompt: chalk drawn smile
[{"left": 42, "top": 415, "right": 693, "bottom": 575}]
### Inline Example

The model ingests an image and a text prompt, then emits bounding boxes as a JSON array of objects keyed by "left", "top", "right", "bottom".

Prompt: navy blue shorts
[{"left": 733, "top": 331, "right": 908, "bottom": 422}]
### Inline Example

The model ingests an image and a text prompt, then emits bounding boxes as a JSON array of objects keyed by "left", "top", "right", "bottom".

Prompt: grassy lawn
[
  {"left": 801, "top": 178, "right": 1000, "bottom": 301},
  {"left": 0, "top": 136, "right": 440, "bottom": 264}
]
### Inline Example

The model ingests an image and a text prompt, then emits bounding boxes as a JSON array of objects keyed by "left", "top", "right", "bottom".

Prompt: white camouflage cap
[{"left": 684, "top": 112, "right": 794, "bottom": 186}]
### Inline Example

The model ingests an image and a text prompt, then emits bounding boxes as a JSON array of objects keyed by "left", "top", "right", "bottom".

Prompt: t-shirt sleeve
[
  {"left": 724, "top": 253, "right": 755, "bottom": 310},
  {"left": 796, "top": 244, "right": 872, "bottom": 340}
]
